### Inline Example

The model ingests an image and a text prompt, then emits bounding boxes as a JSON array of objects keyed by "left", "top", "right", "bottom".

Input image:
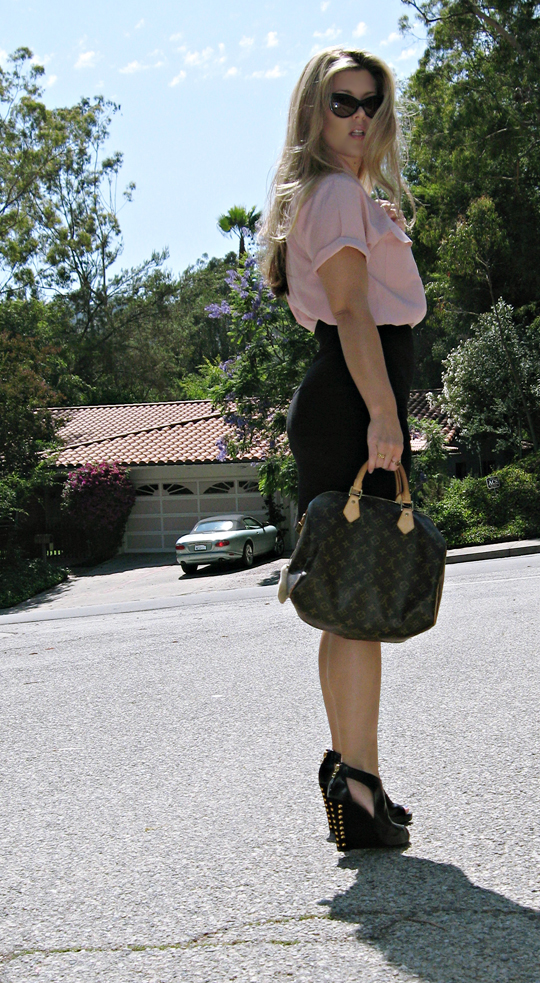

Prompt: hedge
[
  {"left": 427, "top": 454, "right": 540, "bottom": 548},
  {"left": 0, "top": 557, "right": 69, "bottom": 610}
]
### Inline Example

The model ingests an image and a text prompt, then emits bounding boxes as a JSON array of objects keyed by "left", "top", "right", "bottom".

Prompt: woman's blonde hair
[{"left": 259, "top": 47, "right": 412, "bottom": 296}]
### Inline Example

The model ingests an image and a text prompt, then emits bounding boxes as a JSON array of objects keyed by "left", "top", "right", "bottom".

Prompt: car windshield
[{"left": 192, "top": 520, "right": 236, "bottom": 533}]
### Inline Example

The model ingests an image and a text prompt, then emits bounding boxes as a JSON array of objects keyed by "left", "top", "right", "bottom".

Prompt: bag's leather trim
[{"left": 343, "top": 461, "right": 414, "bottom": 534}]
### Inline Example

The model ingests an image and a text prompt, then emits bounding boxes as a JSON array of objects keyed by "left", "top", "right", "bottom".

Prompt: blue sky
[{"left": 3, "top": 0, "right": 426, "bottom": 275}]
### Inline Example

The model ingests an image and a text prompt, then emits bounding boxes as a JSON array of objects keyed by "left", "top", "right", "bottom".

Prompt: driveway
[{"left": 4, "top": 552, "right": 289, "bottom": 615}]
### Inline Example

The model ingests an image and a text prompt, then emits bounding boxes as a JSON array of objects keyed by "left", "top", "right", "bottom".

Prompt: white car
[{"left": 175, "top": 513, "right": 284, "bottom": 574}]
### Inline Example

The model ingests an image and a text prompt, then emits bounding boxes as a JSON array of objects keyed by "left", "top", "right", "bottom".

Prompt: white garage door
[{"left": 124, "top": 475, "right": 266, "bottom": 552}]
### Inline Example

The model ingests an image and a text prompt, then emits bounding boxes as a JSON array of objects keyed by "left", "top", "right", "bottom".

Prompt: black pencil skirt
[{"left": 287, "top": 320, "right": 415, "bottom": 519}]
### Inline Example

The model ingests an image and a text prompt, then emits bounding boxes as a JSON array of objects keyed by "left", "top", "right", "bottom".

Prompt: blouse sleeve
[{"left": 300, "top": 174, "right": 373, "bottom": 276}]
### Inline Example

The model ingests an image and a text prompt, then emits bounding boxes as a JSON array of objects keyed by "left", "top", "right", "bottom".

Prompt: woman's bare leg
[
  {"left": 320, "top": 629, "right": 382, "bottom": 817},
  {"left": 318, "top": 632, "right": 340, "bottom": 751}
]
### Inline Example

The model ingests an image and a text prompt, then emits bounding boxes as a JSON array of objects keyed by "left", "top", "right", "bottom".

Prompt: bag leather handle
[{"left": 343, "top": 461, "right": 415, "bottom": 534}]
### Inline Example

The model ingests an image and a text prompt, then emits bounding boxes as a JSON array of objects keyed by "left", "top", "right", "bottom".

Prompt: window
[
  {"left": 243, "top": 516, "right": 262, "bottom": 529},
  {"left": 193, "top": 519, "right": 237, "bottom": 532},
  {"left": 135, "top": 484, "right": 159, "bottom": 496},
  {"left": 238, "top": 480, "right": 259, "bottom": 493},
  {"left": 163, "top": 483, "right": 194, "bottom": 496},
  {"left": 203, "top": 481, "right": 234, "bottom": 495}
]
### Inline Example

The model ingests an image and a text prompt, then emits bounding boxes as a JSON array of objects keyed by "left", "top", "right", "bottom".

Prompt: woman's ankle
[{"left": 346, "top": 776, "right": 375, "bottom": 817}]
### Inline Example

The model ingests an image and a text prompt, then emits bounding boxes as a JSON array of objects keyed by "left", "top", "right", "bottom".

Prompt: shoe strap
[{"left": 340, "top": 763, "right": 381, "bottom": 792}]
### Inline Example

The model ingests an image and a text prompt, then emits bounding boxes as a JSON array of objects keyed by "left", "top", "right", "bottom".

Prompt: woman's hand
[
  {"left": 376, "top": 199, "right": 406, "bottom": 232},
  {"left": 367, "top": 414, "right": 403, "bottom": 473}
]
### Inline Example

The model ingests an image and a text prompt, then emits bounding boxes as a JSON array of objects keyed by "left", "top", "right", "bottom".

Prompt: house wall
[{"left": 124, "top": 463, "right": 296, "bottom": 553}]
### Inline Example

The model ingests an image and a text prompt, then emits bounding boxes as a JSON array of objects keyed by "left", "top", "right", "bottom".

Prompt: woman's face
[{"left": 322, "top": 68, "right": 379, "bottom": 172}]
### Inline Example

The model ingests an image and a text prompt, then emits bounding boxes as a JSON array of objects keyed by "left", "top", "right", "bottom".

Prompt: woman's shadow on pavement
[{"left": 320, "top": 853, "right": 540, "bottom": 983}]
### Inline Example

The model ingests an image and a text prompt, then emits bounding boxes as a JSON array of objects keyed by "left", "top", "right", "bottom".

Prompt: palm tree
[{"left": 217, "top": 205, "right": 261, "bottom": 258}]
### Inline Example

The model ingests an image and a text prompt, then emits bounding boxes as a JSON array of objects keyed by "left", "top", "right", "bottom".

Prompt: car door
[{"left": 242, "top": 516, "right": 264, "bottom": 555}]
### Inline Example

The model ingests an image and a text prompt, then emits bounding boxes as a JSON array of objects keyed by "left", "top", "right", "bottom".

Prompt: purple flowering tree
[
  {"left": 61, "top": 461, "right": 136, "bottom": 562},
  {"left": 205, "top": 254, "right": 316, "bottom": 503}
]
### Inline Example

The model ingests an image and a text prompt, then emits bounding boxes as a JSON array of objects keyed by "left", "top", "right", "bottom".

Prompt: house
[
  {"left": 51, "top": 392, "right": 474, "bottom": 554},
  {"left": 51, "top": 401, "right": 287, "bottom": 553}
]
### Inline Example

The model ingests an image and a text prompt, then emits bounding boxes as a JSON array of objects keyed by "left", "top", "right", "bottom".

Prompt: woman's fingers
[{"left": 367, "top": 419, "right": 403, "bottom": 473}]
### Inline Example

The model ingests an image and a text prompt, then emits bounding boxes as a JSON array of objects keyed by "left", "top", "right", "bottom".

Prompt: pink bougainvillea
[{"left": 61, "top": 461, "right": 136, "bottom": 559}]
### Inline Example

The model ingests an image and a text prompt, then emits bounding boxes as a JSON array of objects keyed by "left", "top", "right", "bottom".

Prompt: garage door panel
[
  {"left": 131, "top": 499, "right": 162, "bottom": 515},
  {"left": 128, "top": 517, "right": 162, "bottom": 533},
  {"left": 125, "top": 533, "right": 163, "bottom": 551},
  {"left": 163, "top": 516, "right": 194, "bottom": 533},
  {"left": 161, "top": 499, "right": 200, "bottom": 515}
]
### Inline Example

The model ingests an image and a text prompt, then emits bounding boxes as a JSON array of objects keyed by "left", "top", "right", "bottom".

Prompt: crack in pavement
[{"left": 0, "top": 913, "right": 329, "bottom": 965}]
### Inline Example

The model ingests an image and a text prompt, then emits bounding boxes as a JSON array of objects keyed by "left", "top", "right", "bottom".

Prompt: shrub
[
  {"left": 427, "top": 455, "right": 540, "bottom": 547},
  {"left": 0, "top": 555, "right": 68, "bottom": 610},
  {"left": 61, "top": 461, "right": 136, "bottom": 563}
]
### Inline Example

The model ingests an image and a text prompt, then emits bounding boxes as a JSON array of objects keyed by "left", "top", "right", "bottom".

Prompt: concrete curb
[{"left": 446, "top": 538, "right": 540, "bottom": 564}]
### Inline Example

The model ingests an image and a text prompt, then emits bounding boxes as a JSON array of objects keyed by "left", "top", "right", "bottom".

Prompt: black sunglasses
[{"left": 329, "top": 92, "right": 383, "bottom": 119}]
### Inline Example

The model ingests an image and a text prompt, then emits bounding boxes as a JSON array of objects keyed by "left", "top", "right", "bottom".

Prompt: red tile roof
[
  {"left": 408, "top": 389, "right": 458, "bottom": 453},
  {"left": 51, "top": 392, "right": 457, "bottom": 467},
  {"left": 51, "top": 401, "right": 264, "bottom": 466}
]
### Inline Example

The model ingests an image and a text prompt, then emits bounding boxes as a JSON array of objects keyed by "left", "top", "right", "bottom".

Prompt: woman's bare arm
[{"left": 317, "top": 246, "right": 403, "bottom": 473}]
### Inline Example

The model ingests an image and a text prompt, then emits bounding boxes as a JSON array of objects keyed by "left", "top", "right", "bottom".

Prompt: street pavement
[{"left": 0, "top": 555, "right": 539, "bottom": 982}]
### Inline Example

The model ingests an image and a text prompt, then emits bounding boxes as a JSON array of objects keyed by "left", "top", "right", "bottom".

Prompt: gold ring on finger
[{"left": 377, "top": 453, "right": 385, "bottom": 459}]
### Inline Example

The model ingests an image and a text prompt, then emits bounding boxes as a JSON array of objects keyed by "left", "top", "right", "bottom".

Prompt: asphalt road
[{"left": 1, "top": 555, "right": 539, "bottom": 982}]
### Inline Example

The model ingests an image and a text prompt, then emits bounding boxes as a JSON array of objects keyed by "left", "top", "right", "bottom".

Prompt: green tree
[
  {"left": 217, "top": 205, "right": 261, "bottom": 258},
  {"left": 205, "top": 256, "right": 317, "bottom": 501},
  {"left": 408, "top": 415, "right": 450, "bottom": 505},
  {"left": 441, "top": 300, "right": 540, "bottom": 455},
  {"left": 401, "top": 0, "right": 540, "bottom": 386}
]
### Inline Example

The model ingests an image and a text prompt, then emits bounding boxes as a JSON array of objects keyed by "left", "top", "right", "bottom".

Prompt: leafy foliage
[
  {"left": 206, "top": 255, "right": 317, "bottom": 500},
  {"left": 0, "top": 555, "right": 68, "bottom": 610},
  {"left": 61, "top": 461, "right": 136, "bottom": 563},
  {"left": 441, "top": 300, "right": 540, "bottom": 455},
  {"left": 427, "top": 454, "right": 540, "bottom": 547},
  {"left": 401, "top": 1, "right": 540, "bottom": 387},
  {"left": 408, "top": 415, "right": 450, "bottom": 505},
  {"left": 217, "top": 206, "right": 261, "bottom": 258}
]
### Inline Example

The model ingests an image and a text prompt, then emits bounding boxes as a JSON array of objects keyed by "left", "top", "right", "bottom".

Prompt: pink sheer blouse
[{"left": 285, "top": 172, "right": 426, "bottom": 331}]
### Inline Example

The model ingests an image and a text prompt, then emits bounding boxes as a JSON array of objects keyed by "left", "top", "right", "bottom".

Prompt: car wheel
[
  {"left": 273, "top": 534, "right": 285, "bottom": 558},
  {"left": 242, "top": 541, "right": 254, "bottom": 568},
  {"left": 180, "top": 562, "right": 198, "bottom": 574}
]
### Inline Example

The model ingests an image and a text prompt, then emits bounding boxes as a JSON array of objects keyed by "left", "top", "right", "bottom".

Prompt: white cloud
[
  {"left": 398, "top": 46, "right": 420, "bottom": 60},
  {"left": 170, "top": 32, "right": 183, "bottom": 42},
  {"left": 321, "top": 1, "right": 331, "bottom": 9},
  {"left": 31, "top": 53, "right": 53, "bottom": 66},
  {"left": 266, "top": 31, "right": 278, "bottom": 48},
  {"left": 313, "top": 26, "right": 341, "bottom": 41},
  {"left": 169, "top": 70, "right": 187, "bottom": 86},
  {"left": 119, "top": 60, "right": 148, "bottom": 74},
  {"left": 239, "top": 36, "right": 254, "bottom": 49},
  {"left": 352, "top": 22, "right": 368, "bottom": 38},
  {"left": 0, "top": 49, "right": 8, "bottom": 67},
  {"left": 380, "top": 31, "right": 400, "bottom": 46},
  {"left": 250, "top": 64, "right": 285, "bottom": 79},
  {"left": 217, "top": 42, "right": 226, "bottom": 63},
  {"left": 75, "top": 50, "right": 97, "bottom": 69},
  {"left": 46, "top": 74, "right": 58, "bottom": 87},
  {"left": 154, "top": 60, "right": 166, "bottom": 69},
  {"left": 135, "top": 18, "right": 145, "bottom": 29},
  {"left": 225, "top": 66, "right": 239, "bottom": 78},
  {"left": 184, "top": 46, "right": 213, "bottom": 66}
]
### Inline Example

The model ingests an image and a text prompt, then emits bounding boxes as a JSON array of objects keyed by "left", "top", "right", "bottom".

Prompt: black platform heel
[
  {"left": 327, "top": 762, "right": 410, "bottom": 850},
  {"left": 319, "top": 749, "right": 340, "bottom": 839},
  {"left": 319, "top": 750, "right": 412, "bottom": 828}
]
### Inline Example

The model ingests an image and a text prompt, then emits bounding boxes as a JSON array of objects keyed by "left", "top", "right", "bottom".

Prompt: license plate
[{"left": 194, "top": 544, "right": 207, "bottom": 551}]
